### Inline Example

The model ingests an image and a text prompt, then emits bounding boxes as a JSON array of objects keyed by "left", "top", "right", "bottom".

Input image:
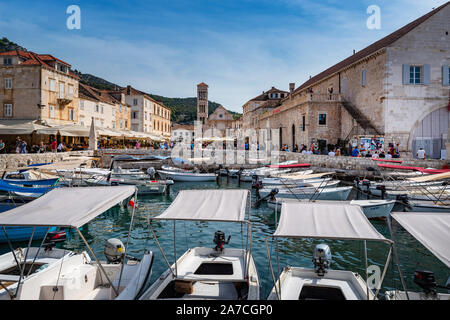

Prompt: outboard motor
[
  {"left": 104, "top": 238, "right": 125, "bottom": 264},
  {"left": 252, "top": 175, "right": 262, "bottom": 190},
  {"left": 147, "top": 167, "right": 156, "bottom": 179},
  {"left": 43, "top": 230, "right": 67, "bottom": 252},
  {"left": 376, "top": 185, "right": 386, "bottom": 199},
  {"left": 213, "top": 231, "right": 231, "bottom": 253},
  {"left": 414, "top": 270, "right": 438, "bottom": 295},
  {"left": 396, "top": 194, "right": 412, "bottom": 211},
  {"left": 361, "top": 180, "right": 371, "bottom": 199},
  {"left": 313, "top": 244, "right": 331, "bottom": 277}
]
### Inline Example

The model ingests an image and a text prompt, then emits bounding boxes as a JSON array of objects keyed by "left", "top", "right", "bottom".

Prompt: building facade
[
  {"left": 255, "top": 3, "right": 450, "bottom": 158},
  {"left": 197, "top": 82, "right": 209, "bottom": 124},
  {"left": 124, "top": 85, "right": 171, "bottom": 136},
  {"left": 172, "top": 124, "right": 194, "bottom": 142},
  {"left": 0, "top": 50, "right": 79, "bottom": 125}
]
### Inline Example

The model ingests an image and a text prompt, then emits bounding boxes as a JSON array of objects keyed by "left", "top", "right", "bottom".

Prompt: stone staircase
[{"left": 340, "top": 99, "right": 381, "bottom": 136}]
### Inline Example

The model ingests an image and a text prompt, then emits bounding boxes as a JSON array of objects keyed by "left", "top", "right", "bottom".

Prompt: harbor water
[{"left": 1, "top": 176, "right": 448, "bottom": 299}]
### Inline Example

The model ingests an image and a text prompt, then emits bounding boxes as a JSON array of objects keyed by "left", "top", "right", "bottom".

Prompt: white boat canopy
[
  {"left": 0, "top": 186, "right": 136, "bottom": 228},
  {"left": 273, "top": 202, "right": 391, "bottom": 243},
  {"left": 391, "top": 212, "right": 450, "bottom": 268},
  {"left": 151, "top": 189, "right": 249, "bottom": 223}
]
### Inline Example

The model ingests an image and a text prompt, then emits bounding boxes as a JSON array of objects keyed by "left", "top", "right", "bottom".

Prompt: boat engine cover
[
  {"left": 105, "top": 238, "right": 125, "bottom": 264},
  {"left": 313, "top": 244, "right": 332, "bottom": 277}
]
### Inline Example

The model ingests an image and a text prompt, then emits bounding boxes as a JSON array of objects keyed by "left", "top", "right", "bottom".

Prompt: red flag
[{"left": 128, "top": 197, "right": 138, "bottom": 209}]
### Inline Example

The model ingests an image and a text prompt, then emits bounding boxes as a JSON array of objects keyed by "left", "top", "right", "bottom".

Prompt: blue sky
[{"left": 0, "top": 0, "right": 447, "bottom": 112}]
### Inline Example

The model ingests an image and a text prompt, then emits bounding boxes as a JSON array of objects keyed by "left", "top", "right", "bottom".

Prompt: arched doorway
[
  {"left": 292, "top": 124, "right": 296, "bottom": 149},
  {"left": 411, "top": 106, "right": 449, "bottom": 159}
]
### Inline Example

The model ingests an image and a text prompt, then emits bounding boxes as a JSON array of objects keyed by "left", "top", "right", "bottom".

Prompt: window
[
  {"left": 49, "top": 105, "right": 55, "bottom": 118},
  {"left": 120, "top": 105, "right": 122, "bottom": 113},
  {"left": 302, "top": 115, "right": 306, "bottom": 132},
  {"left": 318, "top": 113, "right": 327, "bottom": 126},
  {"left": 49, "top": 79, "right": 56, "bottom": 92},
  {"left": 4, "top": 104, "right": 12, "bottom": 117},
  {"left": 101, "top": 120, "right": 104, "bottom": 127},
  {"left": 5, "top": 78, "right": 12, "bottom": 89},
  {"left": 112, "top": 108, "right": 116, "bottom": 117},
  {"left": 133, "top": 99, "right": 138, "bottom": 106},
  {"left": 81, "top": 121, "right": 85, "bottom": 126},
  {"left": 132, "top": 111, "right": 139, "bottom": 119},
  {"left": 271, "top": 93, "right": 277, "bottom": 98},
  {"left": 3, "top": 57, "right": 12, "bottom": 65},
  {"left": 80, "top": 100, "right": 84, "bottom": 110},
  {"left": 68, "top": 85, "right": 74, "bottom": 97},
  {"left": 101, "top": 106, "right": 104, "bottom": 114},
  {"left": 59, "top": 82, "right": 65, "bottom": 99},
  {"left": 410, "top": 66, "right": 422, "bottom": 84},
  {"left": 69, "top": 109, "right": 75, "bottom": 121},
  {"left": 95, "top": 105, "right": 99, "bottom": 113},
  {"left": 120, "top": 119, "right": 123, "bottom": 129},
  {"left": 219, "top": 114, "right": 223, "bottom": 118},
  {"left": 112, "top": 122, "right": 116, "bottom": 129},
  {"left": 362, "top": 69, "right": 367, "bottom": 87},
  {"left": 145, "top": 112, "right": 148, "bottom": 120}
]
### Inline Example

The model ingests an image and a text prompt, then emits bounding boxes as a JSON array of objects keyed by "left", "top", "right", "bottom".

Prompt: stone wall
[{"left": 0, "top": 150, "right": 94, "bottom": 172}]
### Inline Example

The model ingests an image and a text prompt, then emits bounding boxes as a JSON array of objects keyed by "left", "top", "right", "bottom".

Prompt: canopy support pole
[
  {"left": 2, "top": 227, "right": 22, "bottom": 274},
  {"left": 275, "top": 200, "right": 281, "bottom": 299},
  {"left": 174, "top": 220, "right": 177, "bottom": 278},
  {"left": 117, "top": 190, "right": 138, "bottom": 291},
  {"left": 149, "top": 220, "right": 175, "bottom": 277},
  {"left": 265, "top": 236, "right": 280, "bottom": 300},
  {"left": 386, "top": 215, "right": 409, "bottom": 300},
  {"left": 375, "top": 245, "right": 393, "bottom": 299},
  {"left": 364, "top": 240, "right": 369, "bottom": 300},
  {"left": 76, "top": 228, "right": 119, "bottom": 297},
  {"left": 26, "top": 227, "right": 51, "bottom": 277}
]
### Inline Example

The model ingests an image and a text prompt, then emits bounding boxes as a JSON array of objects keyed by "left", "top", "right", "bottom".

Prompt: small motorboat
[
  {"left": 259, "top": 186, "right": 353, "bottom": 201},
  {"left": 157, "top": 170, "right": 217, "bottom": 182},
  {"left": 385, "top": 211, "right": 450, "bottom": 300},
  {"left": 266, "top": 202, "right": 398, "bottom": 300},
  {"left": 139, "top": 189, "right": 260, "bottom": 300},
  {"left": 0, "top": 186, "right": 154, "bottom": 300}
]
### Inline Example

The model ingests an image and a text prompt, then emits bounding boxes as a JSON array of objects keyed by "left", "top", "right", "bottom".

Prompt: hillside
[{"left": 0, "top": 37, "right": 241, "bottom": 124}]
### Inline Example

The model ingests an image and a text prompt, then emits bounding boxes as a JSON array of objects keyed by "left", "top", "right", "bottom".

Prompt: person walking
[{"left": 51, "top": 139, "right": 57, "bottom": 153}]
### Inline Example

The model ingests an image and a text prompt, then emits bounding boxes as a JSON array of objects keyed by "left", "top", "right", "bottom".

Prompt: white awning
[
  {"left": 273, "top": 202, "right": 390, "bottom": 243},
  {"left": 152, "top": 189, "right": 249, "bottom": 222},
  {"left": 0, "top": 120, "right": 49, "bottom": 135},
  {"left": 391, "top": 212, "right": 450, "bottom": 268},
  {"left": 0, "top": 186, "right": 136, "bottom": 228}
]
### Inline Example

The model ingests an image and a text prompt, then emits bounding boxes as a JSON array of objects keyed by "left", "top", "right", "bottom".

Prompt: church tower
[{"left": 197, "top": 82, "right": 209, "bottom": 125}]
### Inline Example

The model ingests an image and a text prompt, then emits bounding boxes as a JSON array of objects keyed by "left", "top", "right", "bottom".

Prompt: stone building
[
  {"left": 257, "top": 3, "right": 450, "bottom": 158},
  {"left": 242, "top": 87, "right": 289, "bottom": 131},
  {"left": 78, "top": 83, "right": 130, "bottom": 130},
  {"left": 171, "top": 124, "right": 194, "bottom": 142},
  {"left": 123, "top": 85, "right": 171, "bottom": 136},
  {"left": 0, "top": 50, "right": 79, "bottom": 125}
]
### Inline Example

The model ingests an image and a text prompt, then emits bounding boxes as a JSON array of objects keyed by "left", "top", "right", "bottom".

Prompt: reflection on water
[{"left": 1, "top": 177, "right": 448, "bottom": 299}]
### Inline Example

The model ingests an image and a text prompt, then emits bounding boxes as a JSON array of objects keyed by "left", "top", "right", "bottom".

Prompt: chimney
[
  {"left": 353, "top": 49, "right": 356, "bottom": 55},
  {"left": 127, "top": 85, "right": 131, "bottom": 95},
  {"left": 289, "top": 83, "right": 295, "bottom": 100}
]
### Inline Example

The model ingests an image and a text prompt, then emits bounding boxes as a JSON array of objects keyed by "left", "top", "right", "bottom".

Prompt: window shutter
[
  {"left": 402, "top": 64, "right": 410, "bottom": 84},
  {"left": 362, "top": 70, "right": 367, "bottom": 86},
  {"left": 342, "top": 78, "right": 347, "bottom": 94},
  {"left": 443, "top": 65, "right": 450, "bottom": 86},
  {"left": 423, "top": 64, "right": 431, "bottom": 85}
]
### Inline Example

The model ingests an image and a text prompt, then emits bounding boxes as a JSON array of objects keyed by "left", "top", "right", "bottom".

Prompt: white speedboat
[
  {"left": 385, "top": 211, "right": 450, "bottom": 300},
  {"left": 157, "top": 170, "right": 217, "bottom": 182},
  {"left": 266, "top": 202, "right": 397, "bottom": 300},
  {"left": 268, "top": 199, "right": 396, "bottom": 219},
  {"left": 110, "top": 178, "right": 174, "bottom": 195},
  {"left": 0, "top": 186, "right": 154, "bottom": 300},
  {"left": 259, "top": 186, "right": 353, "bottom": 201},
  {"left": 139, "top": 189, "right": 260, "bottom": 300}
]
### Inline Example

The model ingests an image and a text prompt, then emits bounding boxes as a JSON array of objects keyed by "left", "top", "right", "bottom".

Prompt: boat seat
[{"left": 80, "top": 287, "right": 111, "bottom": 300}]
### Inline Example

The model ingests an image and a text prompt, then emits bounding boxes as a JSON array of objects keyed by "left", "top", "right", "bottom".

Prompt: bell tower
[{"left": 197, "top": 82, "right": 209, "bottom": 125}]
